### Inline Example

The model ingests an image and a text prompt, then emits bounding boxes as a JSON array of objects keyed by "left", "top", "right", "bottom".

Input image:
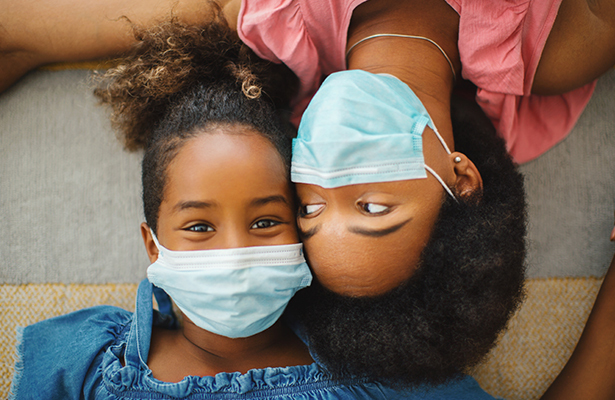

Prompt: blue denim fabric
[{"left": 10, "top": 279, "right": 499, "bottom": 399}]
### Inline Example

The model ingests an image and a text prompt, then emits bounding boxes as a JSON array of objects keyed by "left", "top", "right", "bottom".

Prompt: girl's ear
[
  {"left": 141, "top": 222, "right": 159, "bottom": 263},
  {"left": 449, "top": 152, "right": 483, "bottom": 201}
]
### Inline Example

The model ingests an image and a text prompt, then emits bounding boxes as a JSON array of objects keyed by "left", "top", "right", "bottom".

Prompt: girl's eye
[
  {"left": 359, "top": 202, "right": 390, "bottom": 215},
  {"left": 186, "top": 224, "right": 214, "bottom": 233},
  {"left": 299, "top": 204, "right": 324, "bottom": 217},
  {"left": 251, "top": 219, "right": 281, "bottom": 229}
]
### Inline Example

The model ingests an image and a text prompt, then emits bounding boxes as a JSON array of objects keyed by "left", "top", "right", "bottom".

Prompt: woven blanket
[{"left": 0, "top": 278, "right": 601, "bottom": 399}]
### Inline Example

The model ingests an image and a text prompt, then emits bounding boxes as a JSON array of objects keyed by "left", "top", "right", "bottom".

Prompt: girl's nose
[{"left": 217, "top": 224, "right": 251, "bottom": 249}]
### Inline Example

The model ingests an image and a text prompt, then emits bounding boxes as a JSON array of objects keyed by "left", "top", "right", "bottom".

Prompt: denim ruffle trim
[
  {"left": 104, "top": 357, "right": 338, "bottom": 398},
  {"left": 8, "top": 326, "right": 25, "bottom": 400}
]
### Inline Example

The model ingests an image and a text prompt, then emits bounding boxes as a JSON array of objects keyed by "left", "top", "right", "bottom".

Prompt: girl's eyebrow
[
  {"left": 173, "top": 200, "right": 216, "bottom": 212},
  {"left": 172, "top": 196, "right": 288, "bottom": 212},
  {"left": 250, "top": 195, "right": 289, "bottom": 207}
]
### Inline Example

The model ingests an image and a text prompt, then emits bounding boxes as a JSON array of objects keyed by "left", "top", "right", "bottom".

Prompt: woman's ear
[
  {"left": 141, "top": 222, "right": 159, "bottom": 263},
  {"left": 449, "top": 152, "right": 483, "bottom": 201}
]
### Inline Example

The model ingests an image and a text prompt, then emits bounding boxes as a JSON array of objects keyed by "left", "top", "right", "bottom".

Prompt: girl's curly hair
[
  {"left": 95, "top": 7, "right": 297, "bottom": 151},
  {"left": 94, "top": 9, "right": 298, "bottom": 233}
]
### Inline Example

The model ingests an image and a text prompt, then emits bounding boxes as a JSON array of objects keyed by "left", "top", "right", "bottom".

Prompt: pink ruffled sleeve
[
  {"left": 449, "top": 0, "right": 597, "bottom": 163},
  {"left": 238, "top": 0, "right": 367, "bottom": 127}
]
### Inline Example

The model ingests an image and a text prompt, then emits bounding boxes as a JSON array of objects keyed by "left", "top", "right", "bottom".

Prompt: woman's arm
[
  {"left": 0, "top": 0, "right": 240, "bottom": 93},
  {"left": 540, "top": 224, "right": 615, "bottom": 400},
  {"left": 533, "top": 0, "right": 615, "bottom": 95}
]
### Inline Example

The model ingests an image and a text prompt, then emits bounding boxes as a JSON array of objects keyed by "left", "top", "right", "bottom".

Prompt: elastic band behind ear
[
  {"left": 424, "top": 165, "right": 457, "bottom": 202},
  {"left": 431, "top": 126, "right": 452, "bottom": 155},
  {"left": 150, "top": 228, "right": 162, "bottom": 250}
]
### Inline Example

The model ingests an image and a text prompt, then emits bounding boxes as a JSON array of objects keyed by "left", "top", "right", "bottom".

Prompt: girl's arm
[
  {"left": 533, "top": 0, "right": 615, "bottom": 95},
  {"left": 0, "top": 0, "right": 240, "bottom": 93},
  {"left": 540, "top": 222, "right": 615, "bottom": 400}
]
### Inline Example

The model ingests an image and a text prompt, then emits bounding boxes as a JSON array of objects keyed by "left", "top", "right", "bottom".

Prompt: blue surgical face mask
[
  {"left": 291, "top": 70, "right": 455, "bottom": 200},
  {"left": 146, "top": 233, "right": 313, "bottom": 338}
]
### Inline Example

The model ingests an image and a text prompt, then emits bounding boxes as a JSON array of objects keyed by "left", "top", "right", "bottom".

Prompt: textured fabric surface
[
  {"left": 1, "top": 283, "right": 138, "bottom": 397},
  {"left": 471, "top": 277, "right": 602, "bottom": 400},
  {"left": 0, "top": 69, "right": 148, "bottom": 284},
  {"left": 0, "top": 278, "right": 601, "bottom": 399},
  {"left": 519, "top": 68, "right": 615, "bottom": 278}
]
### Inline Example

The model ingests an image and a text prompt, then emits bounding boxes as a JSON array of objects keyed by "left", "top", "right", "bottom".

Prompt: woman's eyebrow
[
  {"left": 298, "top": 224, "right": 321, "bottom": 240},
  {"left": 250, "top": 195, "right": 289, "bottom": 207},
  {"left": 348, "top": 218, "right": 412, "bottom": 238}
]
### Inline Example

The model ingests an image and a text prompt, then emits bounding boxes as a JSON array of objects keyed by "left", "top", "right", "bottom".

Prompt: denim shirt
[{"left": 10, "top": 279, "right": 498, "bottom": 399}]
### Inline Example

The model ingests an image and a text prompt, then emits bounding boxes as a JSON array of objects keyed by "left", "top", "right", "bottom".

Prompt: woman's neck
[
  {"left": 347, "top": 0, "right": 460, "bottom": 149},
  {"left": 147, "top": 317, "right": 314, "bottom": 382}
]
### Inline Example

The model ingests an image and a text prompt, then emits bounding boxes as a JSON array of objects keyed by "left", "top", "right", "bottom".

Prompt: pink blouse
[{"left": 237, "top": 0, "right": 596, "bottom": 163}]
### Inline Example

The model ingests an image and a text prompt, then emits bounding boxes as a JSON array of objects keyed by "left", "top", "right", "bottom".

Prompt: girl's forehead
[
  {"left": 192, "top": 130, "right": 284, "bottom": 169},
  {"left": 165, "top": 131, "right": 291, "bottom": 199}
]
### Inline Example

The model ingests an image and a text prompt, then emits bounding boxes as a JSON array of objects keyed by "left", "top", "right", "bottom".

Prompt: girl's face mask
[
  {"left": 147, "top": 235, "right": 312, "bottom": 338},
  {"left": 146, "top": 130, "right": 311, "bottom": 336}
]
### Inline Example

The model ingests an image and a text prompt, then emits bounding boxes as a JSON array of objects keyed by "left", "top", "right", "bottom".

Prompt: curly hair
[
  {"left": 94, "top": 12, "right": 298, "bottom": 234},
  {"left": 287, "top": 95, "right": 527, "bottom": 387}
]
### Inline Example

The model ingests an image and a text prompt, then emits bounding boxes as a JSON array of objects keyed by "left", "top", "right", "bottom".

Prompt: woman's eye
[
  {"left": 359, "top": 203, "right": 390, "bottom": 215},
  {"left": 251, "top": 219, "right": 281, "bottom": 229},
  {"left": 299, "top": 204, "right": 324, "bottom": 217},
  {"left": 186, "top": 224, "right": 214, "bottom": 233}
]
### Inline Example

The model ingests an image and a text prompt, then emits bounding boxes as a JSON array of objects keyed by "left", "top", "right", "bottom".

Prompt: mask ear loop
[
  {"left": 431, "top": 125, "right": 452, "bottom": 155},
  {"left": 424, "top": 165, "right": 457, "bottom": 202},
  {"left": 149, "top": 228, "right": 163, "bottom": 250},
  {"left": 425, "top": 125, "right": 458, "bottom": 203}
]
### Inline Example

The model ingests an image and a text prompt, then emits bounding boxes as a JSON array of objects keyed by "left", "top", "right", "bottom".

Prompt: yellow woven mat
[
  {"left": 471, "top": 277, "right": 601, "bottom": 399},
  {"left": 0, "top": 283, "right": 137, "bottom": 394},
  {"left": 0, "top": 278, "right": 602, "bottom": 399}
]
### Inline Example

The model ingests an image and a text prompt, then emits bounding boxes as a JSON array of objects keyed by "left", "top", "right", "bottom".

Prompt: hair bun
[{"left": 95, "top": 11, "right": 296, "bottom": 151}]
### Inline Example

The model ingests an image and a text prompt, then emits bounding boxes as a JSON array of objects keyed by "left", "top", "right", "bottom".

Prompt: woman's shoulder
[
  {"left": 533, "top": 0, "right": 615, "bottom": 95},
  {"left": 10, "top": 306, "right": 133, "bottom": 400}
]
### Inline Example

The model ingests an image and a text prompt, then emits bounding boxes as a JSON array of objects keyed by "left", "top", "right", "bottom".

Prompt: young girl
[{"left": 8, "top": 19, "right": 497, "bottom": 399}]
